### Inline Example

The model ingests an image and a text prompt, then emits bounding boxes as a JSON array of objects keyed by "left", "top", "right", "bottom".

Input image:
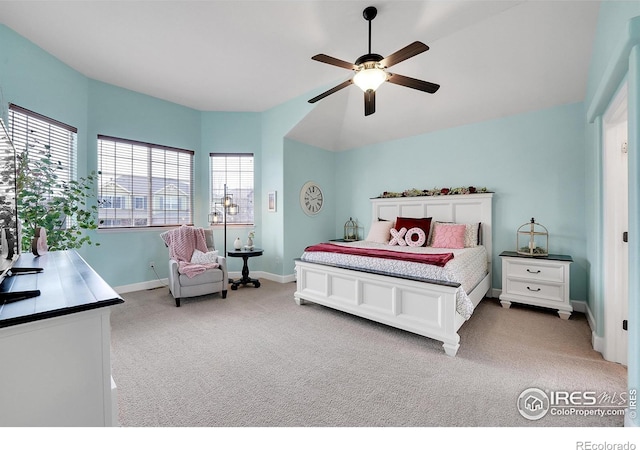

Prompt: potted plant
[{"left": 16, "top": 143, "right": 99, "bottom": 252}]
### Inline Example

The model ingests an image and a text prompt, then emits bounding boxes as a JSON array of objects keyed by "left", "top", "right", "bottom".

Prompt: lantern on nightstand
[
  {"left": 517, "top": 217, "right": 548, "bottom": 256},
  {"left": 344, "top": 217, "right": 358, "bottom": 241}
]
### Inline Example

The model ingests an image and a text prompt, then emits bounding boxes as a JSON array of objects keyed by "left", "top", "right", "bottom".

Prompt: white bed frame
[{"left": 294, "top": 193, "right": 493, "bottom": 356}]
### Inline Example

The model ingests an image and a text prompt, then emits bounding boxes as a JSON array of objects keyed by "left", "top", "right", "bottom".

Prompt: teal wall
[
  {"left": 201, "top": 111, "right": 261, "bottom": 274},
  {"left": 283, "top": 138, "right": 336, "bottom": 274},
  {"left": 83, "top": 80, "right": 202, "bottom": 285},
  {"left": 261, "top": 95, "right": 314, "bottom": 277},
  {"left": 0, "top": 24, "right": 89, "bottom": 174},
  {"left": 583, "top": 2, "right": 640, "bottom": 427},
  {"left": 584, "top": 1, "right": 640, "bottom": 332},
  {"left": 334, "top": 103, "right": 587, "bottom": 298}
]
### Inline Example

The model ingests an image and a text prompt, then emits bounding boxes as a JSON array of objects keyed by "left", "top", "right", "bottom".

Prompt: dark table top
[
  {"left": 0, "top": 250, "right": 123, "bottom": 328},
  {"left": 227, "top": 248, "right": 263, "bottom": 257}
]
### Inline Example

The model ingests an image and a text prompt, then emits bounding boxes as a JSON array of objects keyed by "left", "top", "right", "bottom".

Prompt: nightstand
[{"left": 499, "top": 251, "right": 573, "bottom": 319}]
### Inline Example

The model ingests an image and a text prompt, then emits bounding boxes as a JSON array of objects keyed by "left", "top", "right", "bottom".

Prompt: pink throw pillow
[{"left": 431, "top": 223, "right": 466, "bottom": 249}]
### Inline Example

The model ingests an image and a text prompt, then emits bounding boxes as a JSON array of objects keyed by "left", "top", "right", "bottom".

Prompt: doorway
[{"left": 603, "top": 81, "right": 628, "bottom": 365}]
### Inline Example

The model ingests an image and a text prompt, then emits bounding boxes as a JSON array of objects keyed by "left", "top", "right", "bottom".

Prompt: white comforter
[{"left": 300, "top": 241, "right": 488, "bottom": 320}]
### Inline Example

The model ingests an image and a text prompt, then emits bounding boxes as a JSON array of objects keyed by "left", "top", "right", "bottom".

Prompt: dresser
[
  {"left": 0, "top": 250, "right": 123, "bottom": 426},
  {"left": 499, "top": 251, "right": 573, "bottom": 319}
]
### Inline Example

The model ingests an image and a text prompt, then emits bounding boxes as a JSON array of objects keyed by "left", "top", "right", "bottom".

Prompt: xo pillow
[
  {"left": 405, "top": 227, "right": 426, "bottom": 247},
  {"left": 394, "top": 217, "right": 432, "bottom": 247},
  {"left": 431, "top": 223, "right": 466, "bottom": 249}
]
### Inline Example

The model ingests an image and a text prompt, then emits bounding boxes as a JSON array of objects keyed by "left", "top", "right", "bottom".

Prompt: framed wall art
[{"left": 268, "top": 191, "right": 277, "bottom": 212}]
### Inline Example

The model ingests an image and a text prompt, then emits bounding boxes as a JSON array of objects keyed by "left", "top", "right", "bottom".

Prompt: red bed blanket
[{"left": 304, "top": 243, "right": 454, "bottom": 267}]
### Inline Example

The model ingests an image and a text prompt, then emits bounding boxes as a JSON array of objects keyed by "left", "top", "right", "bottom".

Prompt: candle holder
[
  {"left": 517, "top": 217, "right": 548, "bottom": 256},
  {"left": 343, "top": 217, "right": 359, "bottom": 241}
]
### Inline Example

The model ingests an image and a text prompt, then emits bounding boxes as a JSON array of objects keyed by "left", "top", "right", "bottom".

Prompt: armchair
[{"left": 164, "top": 228, "right": 228, "bottom": 307}]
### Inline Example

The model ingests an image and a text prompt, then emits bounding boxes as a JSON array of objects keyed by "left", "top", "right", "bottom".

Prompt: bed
[{"left": 293, "top": 193, "right": 493, "bottom": 356}]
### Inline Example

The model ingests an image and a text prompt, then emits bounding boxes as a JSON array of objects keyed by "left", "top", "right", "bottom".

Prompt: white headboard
[{"left": 370, "top": 193, "right": 493, "bottom": 266}]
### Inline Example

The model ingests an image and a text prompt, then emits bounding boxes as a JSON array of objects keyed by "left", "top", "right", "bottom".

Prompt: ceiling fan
[{"left": 308, "top": 6, "right": 440, "bottom": 116}]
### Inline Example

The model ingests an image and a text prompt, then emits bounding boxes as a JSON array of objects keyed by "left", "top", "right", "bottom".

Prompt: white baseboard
[
  {"left": 115, "top": 278, "right": 168, "bottom": 294},
  {"left": 251, "top": 271, "right": 296, "bottom": 284},
  {"left": 114, "top": 272, "right": 296, "bottom": 294},
  {"left": 571, "top": 300, "right": 605, "bottom": 355},
  {"left": 227, "top": 271, "right": 295, "bottom": 283}
]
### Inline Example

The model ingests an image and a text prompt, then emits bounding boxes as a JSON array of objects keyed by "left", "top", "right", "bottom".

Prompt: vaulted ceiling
[{"left": 0, "top": 1, "right": 600, "bottom": 151}]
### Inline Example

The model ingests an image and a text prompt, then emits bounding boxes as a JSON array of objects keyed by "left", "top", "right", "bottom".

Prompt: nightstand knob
[
  {"left": 526, "top": 286, "right": 541, "bottom": 292},
  {"left": 526, "top": 268, "right": 541, "bottom": 274}
]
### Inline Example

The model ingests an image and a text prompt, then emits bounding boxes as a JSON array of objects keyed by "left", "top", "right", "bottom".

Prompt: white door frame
[{"left": 602, "top": 81, "right": 629, "bottom": 365}]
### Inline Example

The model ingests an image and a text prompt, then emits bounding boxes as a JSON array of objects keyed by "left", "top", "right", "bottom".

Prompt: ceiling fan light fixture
[
  {"left": 308, "top": 6, "right": 439, "bottom": 115},
  {"left": 353, "top": 67, "right": 387, "bottom": 92}
]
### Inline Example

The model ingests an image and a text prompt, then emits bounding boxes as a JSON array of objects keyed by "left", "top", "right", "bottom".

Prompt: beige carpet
[{"left": 110, "top": 279, "right": 627, "bottom": 427}]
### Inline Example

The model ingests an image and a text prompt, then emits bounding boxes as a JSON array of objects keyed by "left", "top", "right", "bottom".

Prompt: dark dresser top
[
  {"left": 499, "top": 250, "right": 573, "bottom": 262},
  {"left": 0, "top": 250, "right": 124, "bottom": 328}
]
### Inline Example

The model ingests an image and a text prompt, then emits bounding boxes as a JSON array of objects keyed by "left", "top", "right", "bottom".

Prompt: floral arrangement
[
  {"left": 377, "top": 186, "right": 489, "bottom": 198},
  {"left": 248, "top": 229, "right": 255, "bottom": 239}
]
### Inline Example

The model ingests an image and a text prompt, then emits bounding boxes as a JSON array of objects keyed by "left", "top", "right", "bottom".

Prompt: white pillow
[
  {"left": 191, "top": 249, "right": 219, "bottom": 264},
  {"left": 366, "top": 221, "right": 394, "bottom": 243}
]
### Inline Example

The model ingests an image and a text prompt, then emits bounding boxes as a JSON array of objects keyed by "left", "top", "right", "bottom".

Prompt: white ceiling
[{"left": 0, "top": 1, "right": 601, "bottom": 151}]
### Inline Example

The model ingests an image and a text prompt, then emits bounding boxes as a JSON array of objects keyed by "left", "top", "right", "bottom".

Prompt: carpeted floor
[{"left": 110, "top": 279, "right": 627, "bottom": 427}]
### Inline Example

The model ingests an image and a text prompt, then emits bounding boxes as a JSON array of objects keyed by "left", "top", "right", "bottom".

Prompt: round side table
[{"left": 227, "top": 248, "right": 263, "bottom": 290}]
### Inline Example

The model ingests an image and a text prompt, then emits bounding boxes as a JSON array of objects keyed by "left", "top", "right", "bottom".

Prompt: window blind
[
  {"left": 210, "top": 153, "right": 254, "bottom": 225},
  {"left": 98, "top": 135, "right": 194, "bottom": 228},
  {"left": 8, "top": 104, "right": 77, "bottom": 188}
]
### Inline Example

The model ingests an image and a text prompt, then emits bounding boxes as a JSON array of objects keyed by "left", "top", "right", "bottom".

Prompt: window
[
  {"left": 133, "top": 196, "right": 147, "bottom": 210},
  {"left": 98, "top": 136, "right": 194, "bottom": 228},
  {"left": 210, "top": 153, "right": 254, "bottom": 225},
  {"left": 8, "top": 103, "right": 77, "bottom": 204}
]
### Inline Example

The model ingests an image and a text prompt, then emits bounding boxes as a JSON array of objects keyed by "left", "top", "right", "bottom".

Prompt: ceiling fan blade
[
  {"left": 379, "top": 41, "right": 429, "bottom": 68},
  {"left": 364, "top": 90, "right": 375, "bottom": 116},
  {"left": 386, "top": 73, "right": 440, "bottom": 94},
  {"left": 308, "top": 79, "right": 353, "bottom": 103},
  {"left": 311, "top": 54, "right": 357, "bottom": 70}
]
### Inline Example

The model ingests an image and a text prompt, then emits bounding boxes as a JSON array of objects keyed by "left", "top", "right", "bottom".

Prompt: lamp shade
[
  {"left": 353, "top": 67, "right": 387, "bottom": 92},
  {"left": 209, "top": 211, "right": 220, "bottom": 224}
]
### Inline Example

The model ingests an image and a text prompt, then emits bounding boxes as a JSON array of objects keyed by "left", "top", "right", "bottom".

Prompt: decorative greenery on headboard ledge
[{"left": 376, "top": 186, "right": 490, "bottom": 198}]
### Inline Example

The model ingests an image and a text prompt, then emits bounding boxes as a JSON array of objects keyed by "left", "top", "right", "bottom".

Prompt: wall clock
[{"left": 300, "top": 181, "right": 324, "bottom": 216}]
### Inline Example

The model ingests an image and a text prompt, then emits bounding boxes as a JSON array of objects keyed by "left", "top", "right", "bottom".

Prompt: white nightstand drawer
[
  {"left": 499, "top": 252, "right": 573, "bottom": 319},
  {"left": 504, "top": 259, "right": 565, "bottom": 283},
  {"left": 505, "top": 279, "right": 564, "bottom": 303}
]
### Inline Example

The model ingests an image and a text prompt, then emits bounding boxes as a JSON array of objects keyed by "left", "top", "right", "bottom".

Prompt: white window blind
[
  {"left": 8, "top": 104, "right": 77, "bottom": 192},
  {"left": 98, "top": 135, "right": 194, "bottom": 228},
  {"left": 210, "top": 153, "right": 254, "bottom": 225}
]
